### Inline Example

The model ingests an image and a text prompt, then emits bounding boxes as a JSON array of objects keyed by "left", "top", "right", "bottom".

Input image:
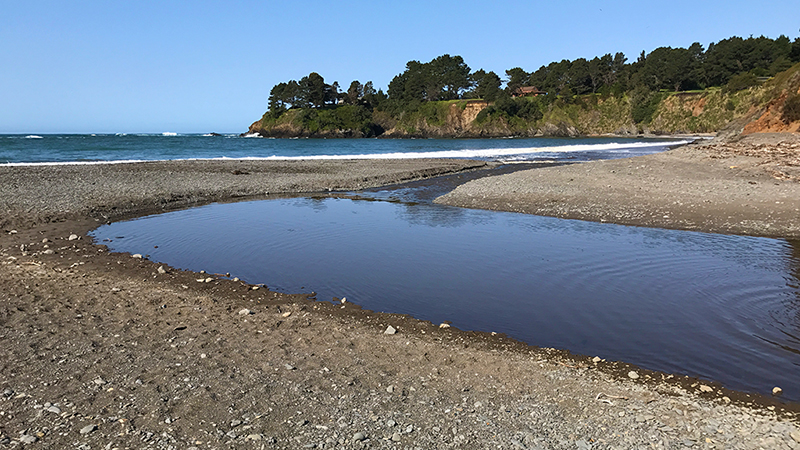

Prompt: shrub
[
  {"left": 782, "top": 93, "right": 800, "bottom": 123},
  {"left": 724, "top": 72, "right": 758, "bottom": 93}
]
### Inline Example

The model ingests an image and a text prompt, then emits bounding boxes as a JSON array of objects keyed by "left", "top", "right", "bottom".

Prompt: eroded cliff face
[{"left": 742, "top": 88, "right": 800, "bottom": 135}]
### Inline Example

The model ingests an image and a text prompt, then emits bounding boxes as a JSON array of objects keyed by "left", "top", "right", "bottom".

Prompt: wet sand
[{"left": 2, "top": 150, "right": 800, "bottom": 448}]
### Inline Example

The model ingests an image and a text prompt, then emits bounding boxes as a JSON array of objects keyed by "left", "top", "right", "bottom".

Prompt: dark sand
[{"left": 2, "top": 151, "right": 800, "bottom": 449}]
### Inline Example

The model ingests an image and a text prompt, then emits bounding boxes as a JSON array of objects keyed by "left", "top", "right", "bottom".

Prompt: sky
[{"left": 2, "top": 1, "right": 798, "bottom": 134}]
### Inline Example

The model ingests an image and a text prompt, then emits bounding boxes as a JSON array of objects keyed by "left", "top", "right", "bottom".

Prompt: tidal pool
[{"left": 91, "top": 196, "right": 800, "bottom": 401}]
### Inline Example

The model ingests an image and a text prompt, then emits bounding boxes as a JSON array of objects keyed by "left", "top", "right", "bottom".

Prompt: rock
[
  {"left": 439, "top": 323, "right": 451, "bottom": 329},
  {"left": 699, "top": 385, "right": 713, "bottom": 393},
  {"left": 592, "top": 356, "right": 601, "bottom": 363},
  {"left": 340, "top": 297, "right": 347, "bottom": 303},
  {"left": 246, "top": 434, "right": 262, "bottom": 441},
  {"left": 772, "top": 386, "right": 782, "bottom": 396},
  {"left": 47, "top": 405, "right": 61, "bottom": 414},
  {"left": 132, "top": 254, "right": 143, "bottom": 259},
  {"left": 20, "top": 434, "right": 37, "bottom": 444},
  {"left": 392, "top": 432, "right": 401, "bottom": 442},
  {"left": 79, "top": 424, "right": 97, "bottom": 434},
  {"left": 285, "top": 364, "right": 295, "bottom": 371},
  {"left": 43, "top": 249, "right": 55, "bottom": 255},
  {"left": 68, "top": 234, "right": 79, "bottom": 241},
  {"left": 204, "top": 277, "right": 214, "bottom": 283},
  {"left": 386, "top": 419, "right": 396, "bottom": 427},
  {"left": 386, "top": 385, "right": 394, "bottom": 393},
  {"left": 93, "top": 377, "right": 106, "bottom": 385},
  {"left": 474, "top": 401, "right": 483, "bottom": 408},
  {"left": 238, "top": 308, "right": 252, "bottom": 316},
  {"left": 157, "top": 266, "right": 167, "bottom": 274},
  {"left": 384, "top": 325, "right": 397, "bottom": 335},
  {"left": 405, "top": 425, "right": 413, "bottom": 433},
  {"left": 232, "top": 277, "right": 240, "bottom": 282},
  {"left": 627, "top": 371, "right": 639, "bottom": 380},
  {"left": 281, "top": 312, "right": 292, "bottom": 318},
  {"left": 352, "top": 432, "right": 366, "bottom": 442},
  {"left": 790, "top": 430, "right": 800, "bottom": 443}
]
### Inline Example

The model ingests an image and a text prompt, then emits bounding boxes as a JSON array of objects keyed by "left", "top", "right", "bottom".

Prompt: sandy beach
[{"left": 2, "top": 145, "right": 800, "bottom": 449}]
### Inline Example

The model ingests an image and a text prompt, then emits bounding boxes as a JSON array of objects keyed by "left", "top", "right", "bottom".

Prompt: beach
[{"left": 2, "top": 142, "right": 800, "bottom": 449}]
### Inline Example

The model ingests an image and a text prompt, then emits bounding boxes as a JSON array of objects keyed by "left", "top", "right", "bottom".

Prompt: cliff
[{"left": 247, "top": 63, "right": 800, "bottom": 139}]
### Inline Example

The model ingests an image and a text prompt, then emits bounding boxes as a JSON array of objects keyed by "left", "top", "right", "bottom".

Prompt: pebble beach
[{"left": 2, "top": 140, "right": 800, "bottom": 449}]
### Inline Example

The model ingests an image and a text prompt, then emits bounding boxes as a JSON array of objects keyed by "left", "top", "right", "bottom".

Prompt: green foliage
[
  {"left": 783, "top": 93, "right": 800, "bottom": 123},
  {"left": 630, "top": 88, "right": 666, "bottom": 124},
  {"left": 258, "top": 35, "right": 800, "bottom": 137},
  {"left": 724, "top": 72, "right": 759, "bottom": 92}
]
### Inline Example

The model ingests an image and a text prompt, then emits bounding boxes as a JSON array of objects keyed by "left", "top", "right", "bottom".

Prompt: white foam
[
  {"left": 240, "top": 140, "right": 691, "bottom": 161},
  {"left": 1, "top": 140, "right": 690, "bottom": 167},
  {"left": 25, "top": 135, "right": 44, "bottom": 139},
  {"left": 162, "top": 132, "right": 178, "bottom": 136}
]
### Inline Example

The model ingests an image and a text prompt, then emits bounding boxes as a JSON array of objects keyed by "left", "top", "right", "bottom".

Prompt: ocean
[{"left": 0, "top": 133, "right": 692, "bottom": 165}]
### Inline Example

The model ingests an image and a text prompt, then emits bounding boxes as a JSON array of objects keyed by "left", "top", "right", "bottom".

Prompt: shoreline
[
  {"left": 437, "top": 133, "right": 800, "bottom": 239},
  {"left": 2, "top": 147, "right": 800, "bottom": 448}
]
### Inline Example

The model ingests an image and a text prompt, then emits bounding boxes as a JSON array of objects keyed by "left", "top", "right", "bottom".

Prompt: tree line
[{"left": 264, "top": 34, "right": 800, "bottom": 126}]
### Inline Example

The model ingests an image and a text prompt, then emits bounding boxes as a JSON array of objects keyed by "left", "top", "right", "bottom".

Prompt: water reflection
[{"left": 91, "top": 196, "right": 800, "bottom": 401}]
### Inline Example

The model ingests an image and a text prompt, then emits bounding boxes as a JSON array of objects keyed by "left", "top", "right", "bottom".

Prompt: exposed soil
[{"left": 2, "top": 154, "right": 800, "bottom": 449}]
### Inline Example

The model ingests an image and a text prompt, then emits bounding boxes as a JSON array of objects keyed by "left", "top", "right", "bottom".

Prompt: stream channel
[{"left": 91, "top": 166, "right": 800, "bottom": 402}]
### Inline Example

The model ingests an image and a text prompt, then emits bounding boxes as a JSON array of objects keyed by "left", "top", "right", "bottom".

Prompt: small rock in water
[
  {"left": 384, "top": 325, "right": 397, "bottom": 335},
  {"left": 340, "top": 297, "right": 347, "bottom": 303},
  {"left": 79, "top": 424, "right": 97, "bottom": 434},
  {"left": 132, "top": 254, "right": 143, "bottom": 259},
  {"left": 773, "top": 386, "right": 783, "bottom": 396},
  {"left": 627, "top": 371, "right": 640, "bottom": 380},
  {"left": 238, "top": 308, "right": 252, "bottom": 316},
  {"left": 68, "top": 234, "right": 79, "bottom": 241},
  {"left": 232, "top": 277, "right": 240, "bottom": 282}
]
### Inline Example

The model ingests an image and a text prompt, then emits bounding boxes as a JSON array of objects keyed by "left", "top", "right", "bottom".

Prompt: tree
[
  {"left": 387, "top": 54, "right": 472, "bottom": 103},
  {"left": 472, "top": 70, "right": 503, "bottom": 101},
  {"left": 504, "top": 67, "right": 529, "bottom": 94},
  {"left": 346, "top": 80, "right": 363, "bottom": 105},
  {"left": 298, "top": 72, "right": 327, "bottom": 108}
]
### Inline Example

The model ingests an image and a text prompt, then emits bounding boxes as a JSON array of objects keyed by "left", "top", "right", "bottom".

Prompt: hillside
[{"left": 246, "top": 62, "right": 800, "bottom": 139}]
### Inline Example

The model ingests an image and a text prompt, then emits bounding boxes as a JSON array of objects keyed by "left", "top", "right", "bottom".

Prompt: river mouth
[{"left": 90, "top": 185, "right": 800, "bottom": 402}]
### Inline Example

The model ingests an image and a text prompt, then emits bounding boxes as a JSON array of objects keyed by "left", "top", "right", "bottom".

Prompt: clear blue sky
[{"left": 2, "top": 1, "right": 798, "bottom": 134}]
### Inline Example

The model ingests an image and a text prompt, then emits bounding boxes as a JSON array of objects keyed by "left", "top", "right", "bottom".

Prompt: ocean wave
[
  {"left": 25, "top": 135, "right": 44, "bottom": 139},
  {"left": 235, "top": 140, "right": 691, "bottom": 160},
  {"left": 0, "top": 140, "right": 690, "bottom": 166}
]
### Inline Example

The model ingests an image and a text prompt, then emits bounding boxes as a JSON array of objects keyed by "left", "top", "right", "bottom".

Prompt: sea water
[{"left": 0, "top": 133, "right": 690, "bottom": 165}]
